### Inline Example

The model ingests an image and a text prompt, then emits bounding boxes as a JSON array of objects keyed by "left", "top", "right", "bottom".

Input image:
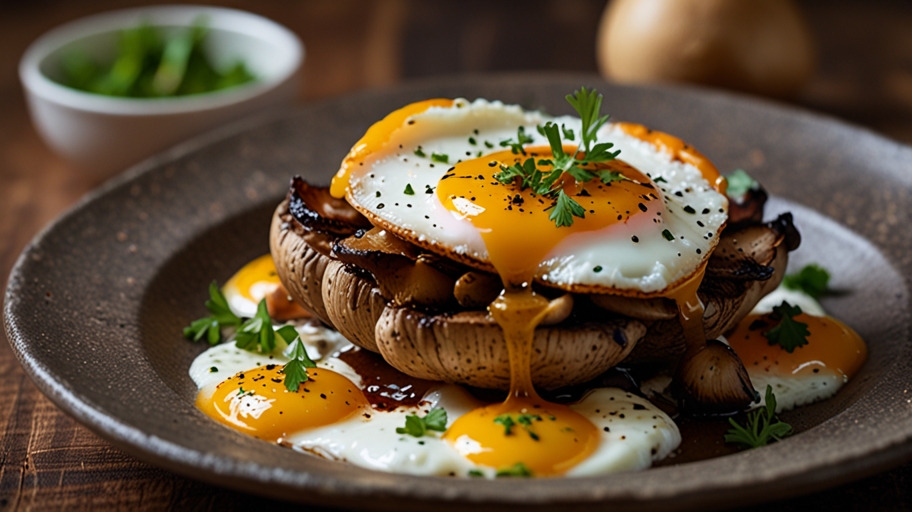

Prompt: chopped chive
[
  {"left": 431, "top": 152, "right": 449, "bottom": 164},
  {"left": 404, "top": 183, "right": 415, "bottom": 195},
  {"left": 414, "top": 146, "right": 426, "bottom": 158},
  {"left": 662, "top": 229, "right": 674, "bottom": 241}
]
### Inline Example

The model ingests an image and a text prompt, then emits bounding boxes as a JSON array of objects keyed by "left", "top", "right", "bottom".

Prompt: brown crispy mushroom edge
[{"left": 270, "top": 178, "right": 795, "bottom": 390}]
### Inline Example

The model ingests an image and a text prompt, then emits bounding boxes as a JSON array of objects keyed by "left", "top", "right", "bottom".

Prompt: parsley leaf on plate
[
  {"left": 183, "top": 281, "right": 241, "bottom": 345},
  {"left": 234, "top": 299, "right": 276, "bottom": 353},
  {"left": 724, "top": 385, "right": 793, "bottom": 449},
  {"left": 279, "top": 326, "right": 317, "bottom": 392},
  {"left": 396, "top": 407, "right": 448, "bottom": 437},
  {"left": 782, "top": 264, "right": 831, "bottom": 299},
  {"left": 764, "top": 301, "right": 811, "bottom": 353}
]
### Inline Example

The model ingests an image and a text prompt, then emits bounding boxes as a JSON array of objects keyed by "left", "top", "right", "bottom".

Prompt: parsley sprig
[
  {"left": 499, "top": 126, "right": 534, "bottom": 155},
  {"left": 279, "top": 325, "right": 317, "bottom": 392},
  {"left": 233, "top": 299, "right": 277, "bottom": 353},
  {"left": 397, "top": 407, "right": 448, "bottom": 437},
  {"left": 725, "top": 385, "right": 793, "bottom": 449},
  {"left": 764, "top": 301, "right": 810, "bottom": 353},
  {"left": 492, "top": 87, "right": 621, "bottom": 227},
  {"left": 782, "top": 264, "right": 830, "bottom": 299},
  {"left": 183, "top": 281, "right": 241, "bottom": 344}
]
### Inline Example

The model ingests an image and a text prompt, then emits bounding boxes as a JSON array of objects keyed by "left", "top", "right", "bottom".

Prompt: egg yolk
[
  {"left": 727, "top": 312, "right": 867, "bottom": 380},
  {"left": 330, "top": 98, "right": 454, "bottom": 198},
  {"left": 436, "top": 146, "right": 661, "bottom": 285},
  {"left": 444, "top": 398, "right": 599, "bottom": 476},
  {"left": 197, "top": 365, "right": 369, "bottom": 442},
  {"left": 224, "top": 254, "right": 281, "bottom": 303}
]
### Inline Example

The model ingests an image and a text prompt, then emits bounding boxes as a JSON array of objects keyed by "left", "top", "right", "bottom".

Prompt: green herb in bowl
[{"left": 59, "top": 18, "right": 256, "bottom": 98}]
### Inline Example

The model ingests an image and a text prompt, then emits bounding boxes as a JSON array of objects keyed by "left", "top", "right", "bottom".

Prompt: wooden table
[{"left": 2, "top": 0, "right": 912, "bottom": 509}]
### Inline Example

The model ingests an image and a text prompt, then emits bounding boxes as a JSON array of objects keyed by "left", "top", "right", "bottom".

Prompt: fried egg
[
  {"left": 222, "top": 254, "right": 282, "bottom": 318},
  {"left": 727, "top": 286, "right": 867, "bottom": 413},
  {"left": 331, "top": 98, "right": 728, "bottom": 295}
]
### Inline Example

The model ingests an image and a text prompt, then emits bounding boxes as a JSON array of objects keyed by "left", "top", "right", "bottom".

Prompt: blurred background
[{"left": 2, "top": 0, "right": 912, "bottom": 509}]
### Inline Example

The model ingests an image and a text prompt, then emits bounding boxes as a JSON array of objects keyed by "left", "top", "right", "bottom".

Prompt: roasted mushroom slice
[
  {"left": 726, "top": 184, "right": 769, "bottom": 228},
  {"left": 270, "top": 199, "right": 338, "bottom": 325},
  {"left": 673, "top": 340, "right": 759, "bottom": 415},
  {"left": 321, "top": 260, "right": 386, "bottom": 352},
  {"left": 288, "top": 176, "right": 372, "bottom": 235},
  {"left": 374, "top": 306, "right": 645, "bottom": 390},
  {"left": 333, "top": 227, "right": 455, "bottom": 308},
  {"left": 454, "top": 270, "right": 503, "bottom": 309}
]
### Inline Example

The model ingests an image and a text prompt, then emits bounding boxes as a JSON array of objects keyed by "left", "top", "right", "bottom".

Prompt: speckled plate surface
[{"left": 5, "top": 74, "right": 912, "bottom": 511}]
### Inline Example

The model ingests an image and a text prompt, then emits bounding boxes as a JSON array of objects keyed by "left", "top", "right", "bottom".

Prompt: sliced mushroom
[
  {"left": 673, "top": 340, "right": 759, "bottom": 415},
  {"left": 333, "top": 228, "right": 456, "bottom": 308},
  {"left": 727, "top": 185, "right": 768, "bottom": 228},
  {"left": 270, "top": 199, "right": 337, "bottom": 325},
  {"left": 321, "top": 260, "right": 386, "bottom": 352},
  {"left": 374, "top": 307, "right": 645, "bottom": 390},
  {"left": 288, "top": 176, "right": 372, "bottom": 235},
  {"left": 454, "top": 271, "right": 503, "bottom": 309}
]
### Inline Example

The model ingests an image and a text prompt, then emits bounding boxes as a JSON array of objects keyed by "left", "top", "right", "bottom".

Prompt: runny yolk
[
  {"left": 664, "top": 261, "right": 710, "bottom": 350},
  {"left": 197, "top": 365, "right": 369, "bottom": 442},
  {"left": 435, "top": 146, "right": 661, "bottom": 285},
  {"left": 224, "top": 254, "right": 281, "bottom": 303},
  {"left": 438, "top": 146, "right": 666, "bottom": 474},
  {"left": 330, "top": 98, "right": 454, "bottom": 199},
  {"left": 727, "top": 312, "right": 867, "bottom": 380},
  {"left": 615, "top": 122, "right": 726, "bottom": 194},
  {"left": 442, "top": 292, "right": 600, "bottom": 475}
]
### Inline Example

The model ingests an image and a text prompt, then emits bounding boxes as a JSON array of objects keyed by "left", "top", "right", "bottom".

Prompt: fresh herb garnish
[
  {"left": 183, "top": 281, "right": 241, "bottom": 344},
  {"left": 493, "top": 87, "right": 622, "bottom": 227},
  {"left": 724, "top": 385, "right": 792, "bottom": 449},
  {"left": 494, "top": 414, "right": 516, "bottom": 435},
  {"left": 404, "top": 183, "right": 415, "bottom": 195},
  {"left": 726, "top": 169, "right": 758, "bottom": 198},
  {"left": 662, "top": 229, "right": 675, "bottom": 241},
  {"left": 494, "top": 413, "right": 542, "bottom": 440},
  {"left": 468, "top": 469, "right": 485, "bottom": 477},
  {"left": 431, "top": 152, "right": 449, "bottom": 164},
  {"left": 414, "top": 146, "right": 427, "bottom": 158},
  {"left": 468, "top": 137, "right": 477, "bottom": 145},
  {"left": 764, "top": 301, "right": 810, "bottom": 353},
  {"left": 278, "top": 325, "right": 317, "bottom": 392},
  {"left": 396, "top": 407, "right": 448, "bottom": 437},
  {"left": 500, "top": 126, "right": 534, "bottom": 155},
  {"left": 782, "top": 264, "right": 830, "bottom": 299},
  {"left": 496, "top": 462, "right": 533, "bottom": 478},
  {"left": 233, "top": 299, "right": 276, "bottom": 353},
  {"left": 548, "top": 190, "right": 587, "bottom": 227}
]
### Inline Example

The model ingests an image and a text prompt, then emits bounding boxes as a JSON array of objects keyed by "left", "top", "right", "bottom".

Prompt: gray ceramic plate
[{"left": 5, "top": 74, "right": 912, "bottom": 511}]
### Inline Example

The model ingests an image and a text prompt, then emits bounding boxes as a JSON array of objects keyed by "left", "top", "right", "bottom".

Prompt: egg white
[{"left": 344, "top": 99, "right": 727, "bottom": 294}]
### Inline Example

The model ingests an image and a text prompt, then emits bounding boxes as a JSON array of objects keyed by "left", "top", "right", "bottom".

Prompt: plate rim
[{"left": 6, "top": 72, "right": 912, "bottom": 510}]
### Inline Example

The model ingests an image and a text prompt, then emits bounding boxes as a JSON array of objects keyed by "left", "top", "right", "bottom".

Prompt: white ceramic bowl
[{"left": 20, "top": 5, "right": 303, "bottom": 180}]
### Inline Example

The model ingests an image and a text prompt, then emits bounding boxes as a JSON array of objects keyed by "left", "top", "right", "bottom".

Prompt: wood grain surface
[{"left": 2, "top": 0, "right": 912, "bottom": 510}]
